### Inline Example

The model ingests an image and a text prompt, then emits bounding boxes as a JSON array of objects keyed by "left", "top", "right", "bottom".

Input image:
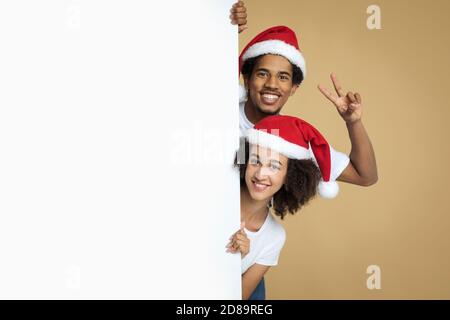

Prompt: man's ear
[
  {"left": 290, "top": 84, "right": 299, "bottom": 96},
  {"left": 243, "top": 76, "right": 249, "bottom": 90}
]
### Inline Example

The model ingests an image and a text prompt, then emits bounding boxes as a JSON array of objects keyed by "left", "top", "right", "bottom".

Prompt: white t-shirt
[
  {"left": 239, "top": 102, "right": 350, "bottom": 181},
  {"left": 241, "top": 212, "right": 286, "bottom": 274}
]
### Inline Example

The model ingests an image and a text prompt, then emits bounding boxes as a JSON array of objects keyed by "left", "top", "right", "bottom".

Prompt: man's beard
[{"left": 255, "top": 103, "right": 282, "bottom": 116}]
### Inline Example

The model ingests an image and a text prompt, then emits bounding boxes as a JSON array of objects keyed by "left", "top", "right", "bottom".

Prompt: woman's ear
[{"left": 240, "top": 162, "right": 246, "bottom": 180}]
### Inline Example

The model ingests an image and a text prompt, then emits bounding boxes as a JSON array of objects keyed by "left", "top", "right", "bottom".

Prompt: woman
[{"left": 227, "top": 114, "right": 341, "bottom": 300}]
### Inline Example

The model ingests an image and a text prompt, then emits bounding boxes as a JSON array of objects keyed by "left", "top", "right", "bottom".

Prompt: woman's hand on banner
[{"left": 227, "top": 222, "right": 250, "bottom": 258}]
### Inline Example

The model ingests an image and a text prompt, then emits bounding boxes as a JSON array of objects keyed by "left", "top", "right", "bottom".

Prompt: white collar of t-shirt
[{"left": 239, "top": 101, "right": 254, "bottom": 131}]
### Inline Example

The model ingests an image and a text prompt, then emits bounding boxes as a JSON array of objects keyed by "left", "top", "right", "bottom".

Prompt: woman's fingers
[
  {"left": 227, "top": 222, "right": 249, "bottom": 254},
  {"left": 235, "top": 233, "right": 248, "bottom": 242}
]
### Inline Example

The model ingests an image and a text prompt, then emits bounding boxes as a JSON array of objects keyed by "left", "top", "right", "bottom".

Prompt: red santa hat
[
  {"left": 239, "top": 26, "right": 307, "bottom": 103},
  {"left": 246, "top": 115, "right": 339, "bottom": 199}
]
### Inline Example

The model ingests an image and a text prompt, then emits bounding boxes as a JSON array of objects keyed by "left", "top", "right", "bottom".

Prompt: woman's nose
[{"left": 255, "top": 166, "right": 271, "bottom": 179}]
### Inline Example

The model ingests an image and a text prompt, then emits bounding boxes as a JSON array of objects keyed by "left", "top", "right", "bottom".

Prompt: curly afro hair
[
  {"left": 235, "top": 140, "right": 321, "bottom": 219},
  {"left": 241, "top": 55, "right": 304, "bottom": 86}
]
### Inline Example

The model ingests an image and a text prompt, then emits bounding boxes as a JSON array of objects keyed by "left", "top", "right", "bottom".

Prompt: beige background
[{"left": 239, "top": 0, "right": 450, "bottom": 299}]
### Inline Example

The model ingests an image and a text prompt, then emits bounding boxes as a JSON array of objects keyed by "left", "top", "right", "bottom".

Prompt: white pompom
[
  {"left": 318, "top": 180, "right": 339, "bottom": 199},
  {"left": 239, "top": 84, "right": 247, "bottom": 103}
]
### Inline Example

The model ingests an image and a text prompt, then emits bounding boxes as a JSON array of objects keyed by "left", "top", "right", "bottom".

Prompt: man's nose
[{"left": 264, "top": 75, "right": 279, "bottom": 90}]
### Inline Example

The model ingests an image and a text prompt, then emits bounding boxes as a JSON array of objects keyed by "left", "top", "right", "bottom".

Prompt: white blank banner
[{"left": 0, "top": 0, "right": 241, "bottom": 299}]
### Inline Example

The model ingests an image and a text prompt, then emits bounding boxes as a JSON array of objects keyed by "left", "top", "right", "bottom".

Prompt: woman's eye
[
  {"left": 271, "top": 164, "right": 280, "bottom": 171},
  {"left": 249, "top": 158, "right": 259, "bottom": 165}
]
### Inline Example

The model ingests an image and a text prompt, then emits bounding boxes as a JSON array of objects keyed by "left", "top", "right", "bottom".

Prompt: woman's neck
[{"left": 240, "top": 186, "right": 270, "bottom": 231}]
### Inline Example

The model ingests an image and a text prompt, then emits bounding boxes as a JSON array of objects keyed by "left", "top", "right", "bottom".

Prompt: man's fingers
[
  {"left": 234, "top": 7, "right": 247, "bottom": 14},
  {"left": 233, "top": 12, "right": 247, "bottom": 19},
  {"left": 230, "top": 11, "right": 247, "bottom": 21},
  {"left": 237, "top": 19, "right": 247, "bottom": 26},
  {"left": 238, "top": 25, "right": 248, "bottom": 33},
  {"left": 349, "top": 103, "right": 360, "bottom": 112},
  {"left": 230, "top": 14, "right": 247, "bottom": 26},
  {"left": 347, "top": 92, "right": 357, "bottom": 103},
  {"left": 231, "top": 3, "right": 246, "bottom": 13},
  {"left": 355, "top": 92, "right": 362, "bottom": 103},
  {"left": 318, "top": 84, "right": 338, "bottom": 104},
  {"left": 338, "top": 105, "right": 349, "bottom": 114},
  {"left": 232, "top": 7, "right": 246, "bottom": 13},
  {"left": 231, "top": 1, "right": 246, "bottom": 30},
  {"left": 330, "top": 73, "right": 345, "bottom": 97}
]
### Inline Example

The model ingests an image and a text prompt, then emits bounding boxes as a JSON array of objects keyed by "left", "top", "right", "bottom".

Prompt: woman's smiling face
[{"left": 245, "top": 144, "right": 288, "bottom": 202}]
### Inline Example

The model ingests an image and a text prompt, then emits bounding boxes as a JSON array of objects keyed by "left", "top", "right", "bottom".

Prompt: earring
[{"left": 270, "top": 197, "right": 274, "bottom": 208}]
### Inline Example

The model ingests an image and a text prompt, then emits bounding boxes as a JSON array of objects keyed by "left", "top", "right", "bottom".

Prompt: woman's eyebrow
[{"left": 270, "top": 159, "right": 283, "bottom": 166}]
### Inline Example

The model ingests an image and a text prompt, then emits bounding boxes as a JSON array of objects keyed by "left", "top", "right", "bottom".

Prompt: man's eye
[
  {"left": 279, "top": 75, "right": 289, "bottom": 81},
  {"left": 257, "top": 71, "right": 268, "bottom": 77}
]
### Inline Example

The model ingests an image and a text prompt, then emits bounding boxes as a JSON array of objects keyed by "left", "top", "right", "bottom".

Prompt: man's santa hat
[
  {"left": 239, "top": 26, "right": 307, "bottom": 103},
  {"left": 246, "top": 115, "right": 339, "bottom": 199}
]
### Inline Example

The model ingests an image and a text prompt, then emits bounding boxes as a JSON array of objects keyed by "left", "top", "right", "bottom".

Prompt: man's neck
[{"left": 244, "top": 100, "right": 266, "bottom": 125}]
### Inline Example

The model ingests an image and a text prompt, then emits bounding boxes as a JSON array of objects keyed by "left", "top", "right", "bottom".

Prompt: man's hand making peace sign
[
  {"left": 316, "top": 73, "right": 377, "bottom": 186},
  {"left": 318, "top": 73, "right": 363, "bottom": 124}
]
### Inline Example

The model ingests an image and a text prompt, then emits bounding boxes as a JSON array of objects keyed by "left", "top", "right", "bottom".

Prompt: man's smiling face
[{"left": 244, "top": 54, "right": 299, "bottom": 115}]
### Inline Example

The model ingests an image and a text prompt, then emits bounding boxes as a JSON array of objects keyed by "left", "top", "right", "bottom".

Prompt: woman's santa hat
[
  {"left": 246, "top": 115, "right": 339, "bottom": 199},
  {"left": 239, "top": 26, "right": 307, "bottom": 103}
]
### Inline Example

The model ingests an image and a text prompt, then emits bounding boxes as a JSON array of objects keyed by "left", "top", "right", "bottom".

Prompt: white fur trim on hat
[
  {"left": 318, "top": 180, "right": 339, "bottom": 199},
  {"left": 246, "top": 128, "right": 311, "bottom": 160},
  {"left": 242, "top": 39, "right": 307, "bottom": 78},
  {"left": 239, "top": 84, "right": 247, "bottom": 103}
]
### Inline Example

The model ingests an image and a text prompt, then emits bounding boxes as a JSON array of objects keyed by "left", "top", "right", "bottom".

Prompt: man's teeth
[{"left": 262, "top": 94, "right": 279, "bottom": 102}]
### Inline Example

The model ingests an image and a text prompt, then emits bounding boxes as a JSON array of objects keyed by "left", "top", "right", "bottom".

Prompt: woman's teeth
[{"left": 253, "top": 181, "right": 269, "bottom": 191}]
